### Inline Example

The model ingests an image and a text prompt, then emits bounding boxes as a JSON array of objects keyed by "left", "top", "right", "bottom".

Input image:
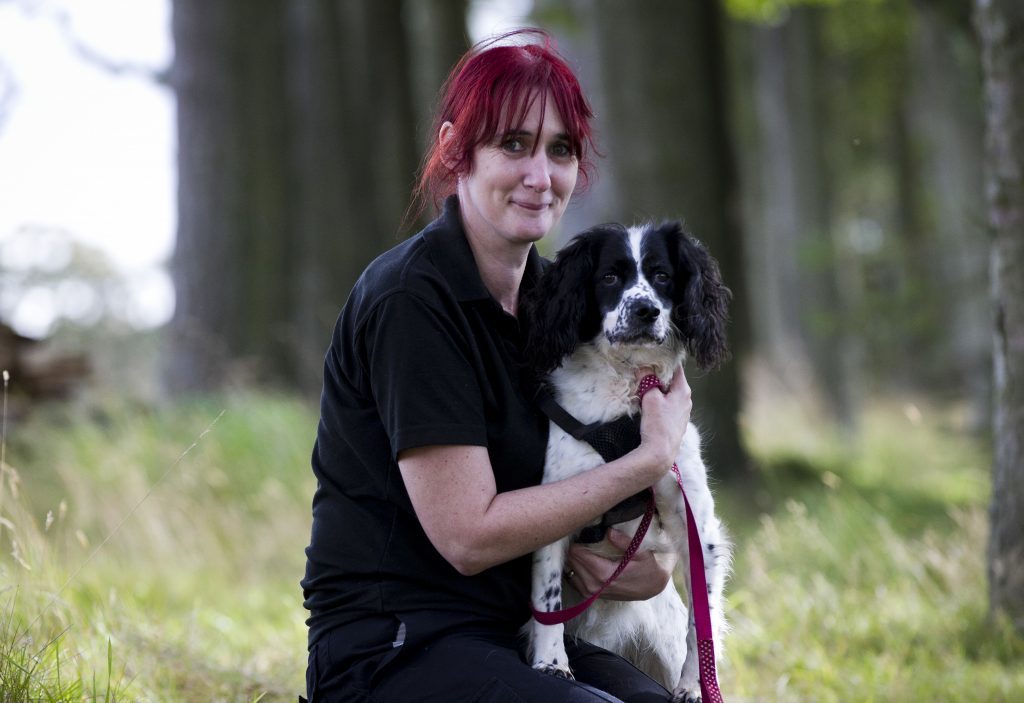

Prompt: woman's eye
[
  {"left": 601, "top": 273, "right": 619, "bottom": 285},
  {"left": 500, "top": 137, "right": 526, "bottom": 153},
  {"left": 653, "top": 271, "right": 670, "bottom": 284},
  {"left": 550, "top": 142, "right": 572, "bottom": 158}
]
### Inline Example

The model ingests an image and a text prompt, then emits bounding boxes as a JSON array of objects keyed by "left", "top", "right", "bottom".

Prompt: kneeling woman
[{"left": 301, "top": 28, "right": 692, "bottom": 703}]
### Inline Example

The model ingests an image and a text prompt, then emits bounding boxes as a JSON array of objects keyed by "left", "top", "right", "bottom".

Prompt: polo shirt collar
[{"left": 424, "top": 195, "right": 545, "bottom": 305}]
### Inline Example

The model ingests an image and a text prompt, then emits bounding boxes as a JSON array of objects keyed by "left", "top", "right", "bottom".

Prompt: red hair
[{"left": 412, "top": 28, "right": 596, "bottom": 218}]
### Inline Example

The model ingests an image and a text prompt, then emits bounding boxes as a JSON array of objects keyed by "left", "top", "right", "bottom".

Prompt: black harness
[{"left": 536, "top": 389, "right": 650, "bottom": 544}]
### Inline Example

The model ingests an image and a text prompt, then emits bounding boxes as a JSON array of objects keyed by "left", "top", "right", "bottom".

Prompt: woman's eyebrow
[{"left": 502, "top": 129, "right": 570, "bottom": 140}]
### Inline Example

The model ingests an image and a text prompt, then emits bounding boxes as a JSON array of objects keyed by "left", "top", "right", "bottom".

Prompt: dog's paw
[
  {"left": 670, "top": 687, "right": 700, "bottom": 703},
  {"left": 532, "top": 662, "right": 574, "bottom": 680}
]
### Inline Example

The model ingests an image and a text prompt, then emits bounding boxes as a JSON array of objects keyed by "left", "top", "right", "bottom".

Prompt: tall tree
[
  {"left": 285, "top": 0, "right": 424, "bottom": 392},
  {"left": 977, "top": 0, "right": 1024, "bottom": 633},
  {"left": 588, "top": 0, "right": 750, "bottom": 477},
  {"left": 406, "top": 0, "right": 471, "bottom": 153},
  {"left": 906, "top": 0, "right": 988, "bottom": 417},
  {"left": 741, "top": 6, "right": 859, "bottom": 431},
  {"left": 167, "top": 0, "right": 291, "bottom": 392},
  {"left": 168, "top": 0, "right": 451, "bottom": 394},
  {"left": 286, "top": 0, "right": 357, "bottom": 391}
]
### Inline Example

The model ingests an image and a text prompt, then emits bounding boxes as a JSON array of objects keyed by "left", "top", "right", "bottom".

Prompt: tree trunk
[
  {"left": 287, "top": 0, "right": 436, "bottom": 394},
  {"left": 167, "top": 0, "right": 291, "bottom": 392},
  {"left": 907, "top": 0, "right": 989, "bottom": 419},
  {"left": 285, "top": 0, "right": 356, "bottom": 392},
  {"left": 406, "top": 0, "right": 470, "bottom": 154},
  {"left": 338, "top": 0, "right": 419, "bottom": 240},
  {"left": 977, "top": 0, "right": 1024, "bottom": 633},
  {"left": 169, "top": 0, "right": 429, "bottom": 395},
  {"left": 591, "top": 0, "right": 750, "bottom": 478},
  {"left": 746, "top": 7, "right": 858, "bottom": 431}
]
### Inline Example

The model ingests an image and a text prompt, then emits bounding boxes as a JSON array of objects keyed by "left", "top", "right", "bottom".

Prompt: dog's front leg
[
  {"left": 672, "top": 484, "right": 730, "bottom": 703},
  {"left": 675, "top": 594, "right": 701, "bottom": 703},
  {"left": 528, "top": 536, "right": 574, "bottom": 679},
  {"left": 652, "top": 482, "right": 701, "bottom": 701}
]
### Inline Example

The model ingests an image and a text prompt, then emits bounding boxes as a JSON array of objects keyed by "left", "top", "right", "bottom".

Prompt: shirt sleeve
[{"left": 363, "top": 291, "right": 488, "bottom": 458}]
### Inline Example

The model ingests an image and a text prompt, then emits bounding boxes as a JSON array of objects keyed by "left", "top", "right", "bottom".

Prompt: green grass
[
  {"left": 1, "top": 392, "right": 316, "bottom": 701},
  {"left": 0, "top": 389, "right": 1021, "bottom": 701},
  {"left": 720, "top": 395, "right": 1023, "bottom": 701}
]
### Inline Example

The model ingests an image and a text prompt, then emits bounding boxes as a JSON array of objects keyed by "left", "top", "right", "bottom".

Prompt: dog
[{"left": 522, "top": 220, "right": 732, "bottom": 702}]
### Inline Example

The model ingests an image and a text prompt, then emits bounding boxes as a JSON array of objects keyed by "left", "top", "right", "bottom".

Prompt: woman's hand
[
  {"left": 565, "top": 528, "right": 678, "bottom": 601},
  {"left": 632, "top": 365, "right": 692, "bottom": 480}
]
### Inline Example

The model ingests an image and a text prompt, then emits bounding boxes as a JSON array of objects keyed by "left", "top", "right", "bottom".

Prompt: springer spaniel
[{"left": 523, "top": 221, "right": 732, "bottom": 702}]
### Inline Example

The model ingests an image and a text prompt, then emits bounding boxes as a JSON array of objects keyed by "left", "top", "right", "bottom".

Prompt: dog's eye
[
  {"left": 601, "top": 273, "right": 619, "bottom": 285},
  {"left": 653, "top": 271, "right": 670, "bottom": 284}
]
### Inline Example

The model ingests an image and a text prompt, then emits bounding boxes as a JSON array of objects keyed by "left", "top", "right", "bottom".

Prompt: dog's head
[{"left": 524, "top": 221, "right": 731, "bottom": 374}]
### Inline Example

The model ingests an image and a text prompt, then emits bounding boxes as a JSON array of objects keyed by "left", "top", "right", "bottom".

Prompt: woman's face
[{"left": 454, "top": 93, "right": 579, "bottom": 248}]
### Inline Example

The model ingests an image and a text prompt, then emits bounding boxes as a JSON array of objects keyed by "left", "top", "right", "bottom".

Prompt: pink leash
[{"left": 532, "top": 374, "right": 724, "bottom": 701}]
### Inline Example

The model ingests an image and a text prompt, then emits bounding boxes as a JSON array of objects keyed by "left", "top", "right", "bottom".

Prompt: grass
[
  {"left": 720, "top": 393, "right": 1023, "bottom": 701},
  {"left": 0, "top": 386, "right": 1020, "bottom": 701},
  {"left": 0, "top": 391, "right": 316, "bottom": 701}
]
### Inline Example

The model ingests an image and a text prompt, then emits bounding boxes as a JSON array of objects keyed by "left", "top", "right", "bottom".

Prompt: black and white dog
[{"left": 523, "top": 221, "right": 732, "bottom": 702}]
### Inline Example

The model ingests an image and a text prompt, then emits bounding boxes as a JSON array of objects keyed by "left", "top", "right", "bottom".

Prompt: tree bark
[
  {"left": 167, "top": 0, "right": 291, "bottom": 392},
  {"left": 591, "top": 0, "right": 750, "bottom": 478},
  {"left": 977, "top": 0, "right": 1024, "bottom": 633}
]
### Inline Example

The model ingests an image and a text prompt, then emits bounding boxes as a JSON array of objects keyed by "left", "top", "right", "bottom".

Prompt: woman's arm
[{"left": 398, "top": 367, "right": 691, "bottom": 576}]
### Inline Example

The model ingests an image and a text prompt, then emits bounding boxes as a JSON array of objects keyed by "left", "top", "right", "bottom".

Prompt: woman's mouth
[{"left": 513, "top": 200, "right": 549, "bottom": 212}]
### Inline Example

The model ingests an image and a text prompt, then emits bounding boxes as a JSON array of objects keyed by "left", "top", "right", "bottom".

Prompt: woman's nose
[{"left": 522, "top": 152, "right": 552, "bottom": 191}]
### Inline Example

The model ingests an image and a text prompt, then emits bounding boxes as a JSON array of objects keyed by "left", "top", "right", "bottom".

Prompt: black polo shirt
[{"left": 301, "top": 197, "right": 550, "bottom": 647}]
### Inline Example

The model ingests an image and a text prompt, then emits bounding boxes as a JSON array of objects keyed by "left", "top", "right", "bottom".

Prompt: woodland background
[{"left": 0, "top": 0, "right": 1022, "bottom": 700}]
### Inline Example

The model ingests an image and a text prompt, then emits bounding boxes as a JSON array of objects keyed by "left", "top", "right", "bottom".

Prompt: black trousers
[{"left": 306, "top": 615, "right": 672, "bottom": 702}]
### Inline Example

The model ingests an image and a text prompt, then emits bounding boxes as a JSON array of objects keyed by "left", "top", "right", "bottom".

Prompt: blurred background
[
  {"left": 0, "top": 0, "right": 990, "bottom": 426},
  {"left": 1, "top": 0, "right": 1021, "bottom": 701}
]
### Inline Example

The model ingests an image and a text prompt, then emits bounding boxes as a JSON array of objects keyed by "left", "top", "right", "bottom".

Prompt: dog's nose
[{"left": 634, "top": 301, "right": 659, "bottom": 322}]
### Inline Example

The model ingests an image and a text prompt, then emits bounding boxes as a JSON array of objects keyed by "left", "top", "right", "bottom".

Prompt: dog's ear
[
  {"left": 666, "top": 222, "right": 732, "bottom": 371},
  {"left": 522, "top": 230, "right": 601, "bottom": 374}
]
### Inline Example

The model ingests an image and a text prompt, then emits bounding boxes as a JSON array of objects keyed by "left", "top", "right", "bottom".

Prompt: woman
[{"left": 302, "top": 29, "right": 692, "bottom": 702}]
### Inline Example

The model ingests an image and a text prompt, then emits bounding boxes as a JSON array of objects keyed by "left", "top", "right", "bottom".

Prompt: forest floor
[{"left": 1, "top": 388, "right": 1022, "bottom": 702}]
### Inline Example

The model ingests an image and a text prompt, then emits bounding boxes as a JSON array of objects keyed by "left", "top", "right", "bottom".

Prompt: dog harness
[
  {"left": 535, "top": 391, "right": 650, "bottom": 543},
  {"left": 534, "top": 375, "right": 725, "bottom": 703}
]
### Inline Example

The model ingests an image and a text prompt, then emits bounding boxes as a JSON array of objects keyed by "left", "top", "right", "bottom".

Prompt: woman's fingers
[{"left": 567, "top": 534, "right": 671, "bottom": 601}]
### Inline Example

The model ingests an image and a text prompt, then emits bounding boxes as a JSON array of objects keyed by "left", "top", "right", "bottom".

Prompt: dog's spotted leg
[
  {"left": 527, "top": 536, "right": 574, "bottom": 679},
  {"left": 671, "top": 562, "right": 702, "bottom": 702},
  {"left": 652, "top": 478, "right": 701, "bottom": 700},
  {"left": 657, "top": 451, "right": 730, "bottom": 702},
  {"left": 674, "top": 509, "right": 730, "bottom": 703},
  {"left": 671, "top": 520, "right": 731, "bottom": 703},
  {"left": 702, "top": 515, "right": 731, "bottom": 657}
]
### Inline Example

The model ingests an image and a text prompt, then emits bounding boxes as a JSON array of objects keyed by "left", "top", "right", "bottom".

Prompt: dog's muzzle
[{"left": 607, "top": 299, "right": 667, "bottom": 344}]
